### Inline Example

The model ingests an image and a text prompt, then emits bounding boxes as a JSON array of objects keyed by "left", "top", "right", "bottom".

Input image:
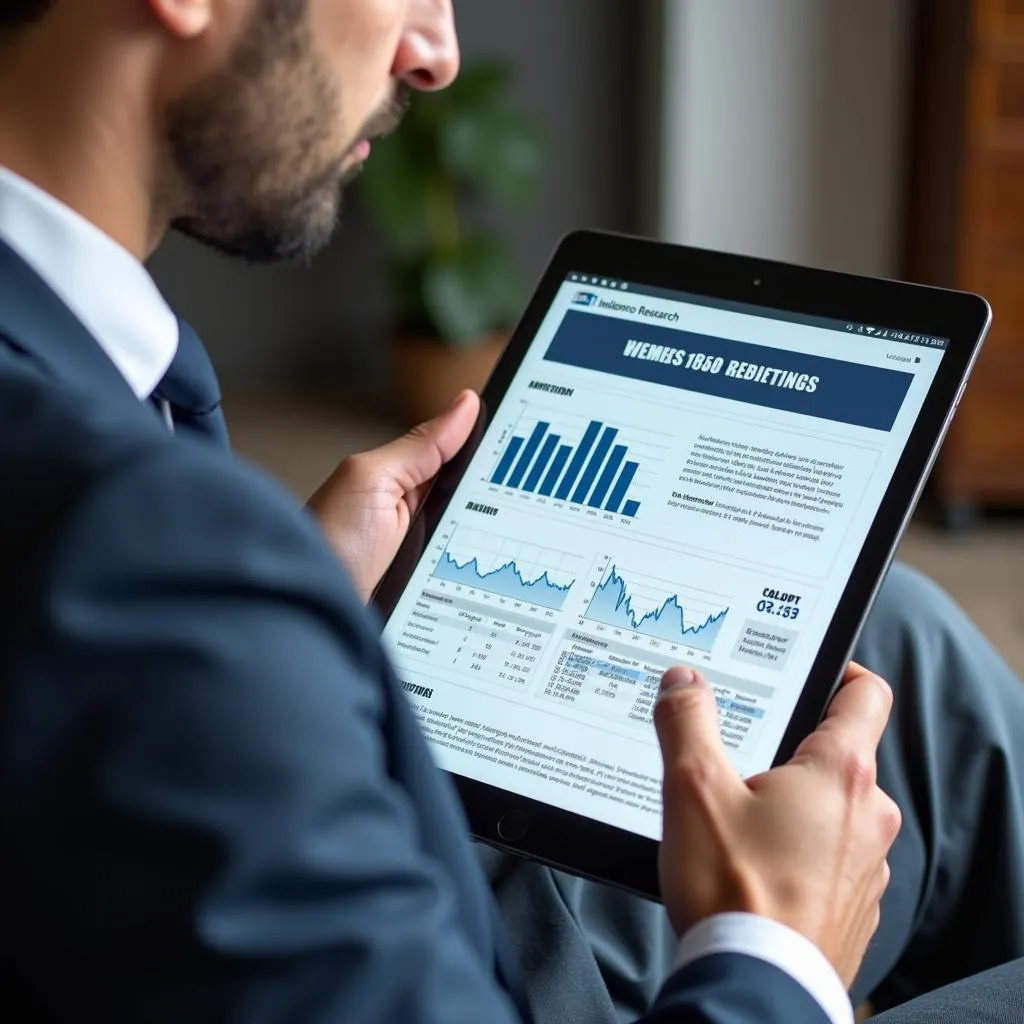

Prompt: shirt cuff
[{"left": 673, "top": 913, "right": 854, "bottom": 1024}]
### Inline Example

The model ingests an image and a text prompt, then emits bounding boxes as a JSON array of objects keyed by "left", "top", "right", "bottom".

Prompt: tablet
[{"left": 375, "top": 231, "right": 990, "bottom": 899}]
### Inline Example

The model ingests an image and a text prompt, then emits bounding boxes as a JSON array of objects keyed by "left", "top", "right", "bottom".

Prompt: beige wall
[{"left": 655, "top": 0, "right": 914, "bottom": 277}]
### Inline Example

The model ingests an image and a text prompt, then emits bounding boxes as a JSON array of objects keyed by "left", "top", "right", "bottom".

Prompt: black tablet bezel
[{"left": 374, "top": 229, "right": 991, "bottom": 901}]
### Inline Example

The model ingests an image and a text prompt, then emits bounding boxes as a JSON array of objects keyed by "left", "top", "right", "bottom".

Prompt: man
[{"left": 1, "top": 2, "right": 1023, "bottom": 1022}]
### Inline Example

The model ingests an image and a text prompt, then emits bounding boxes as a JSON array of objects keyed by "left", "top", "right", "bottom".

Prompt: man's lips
[{"left": 353, "top": 139, "right": 371, "bottom": 161}]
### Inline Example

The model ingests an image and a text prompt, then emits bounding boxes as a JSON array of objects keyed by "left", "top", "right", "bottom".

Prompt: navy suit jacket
[{"left": 0, "top": 241, "right": 829, "bottom": 1023}]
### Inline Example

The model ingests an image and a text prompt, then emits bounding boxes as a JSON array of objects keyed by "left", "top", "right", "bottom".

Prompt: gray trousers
[{"left": 480, "top": 563, "right": 1024, "bottom": 1023}]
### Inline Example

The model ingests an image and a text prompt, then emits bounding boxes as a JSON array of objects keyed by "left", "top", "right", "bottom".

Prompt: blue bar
[
  {"left": 555, "top": 421, "right": 603, "bottom": 500},
  {"left": 571, "top": 426, "right": 619, "bottom": 504},
  {"left": 588, "top": 444, "right": 628, "bottom": 508},
  {"left": 622, "top": 499, "right": 641, "bottom": 518},
  {"left": 606, "top": 461, "right": 639, "bottom": 513},
  {"left": 507, "top": 422, "right": 550, "bottom": 488},
  {"left": 539, "top": 444, "right": 573, "bottom": 497},
  {"left": 492, "top": 436, "right": 524, "bottom": 485},
  {"left": 523, "top": 434, "right": 561, "bottom": 493}
]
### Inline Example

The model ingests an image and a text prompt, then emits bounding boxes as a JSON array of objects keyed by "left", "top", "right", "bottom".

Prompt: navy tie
[{"left": 151, "top": 319, "right": 230, "bottom": 450}]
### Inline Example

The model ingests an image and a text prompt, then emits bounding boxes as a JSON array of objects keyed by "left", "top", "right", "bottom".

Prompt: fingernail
[{"left": 660, "top": 667, "right": 698, "bottom": 695}]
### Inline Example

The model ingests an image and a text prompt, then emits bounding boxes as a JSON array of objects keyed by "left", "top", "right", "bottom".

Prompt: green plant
[{"left": 359, "top": 60, "right": 546, "bottom": 347}]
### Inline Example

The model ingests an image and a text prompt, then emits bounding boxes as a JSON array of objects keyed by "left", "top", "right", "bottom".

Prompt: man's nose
[{"left": 393, "top": 0, "right": 460, "bottom": 91}]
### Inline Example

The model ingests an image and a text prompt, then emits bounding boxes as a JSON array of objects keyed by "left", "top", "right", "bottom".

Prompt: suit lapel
[
  {"left": 0, "top": 240, "right": 230, "bottom": 449},
  {"left": 0, "top": 239, "right": 146, "bottom": 417},
  {"left": 0, "top": 236, "right": 534, "bottom": 1019}
]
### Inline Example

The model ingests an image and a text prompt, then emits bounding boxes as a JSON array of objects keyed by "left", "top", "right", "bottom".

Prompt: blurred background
[{"left": 148, "top": 0, "right": 1024, "bottom": 675}]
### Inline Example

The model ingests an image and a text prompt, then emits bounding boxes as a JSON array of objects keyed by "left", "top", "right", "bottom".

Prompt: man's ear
[{"left": 146, "top": 0, "right": 214, "bottom": 39}]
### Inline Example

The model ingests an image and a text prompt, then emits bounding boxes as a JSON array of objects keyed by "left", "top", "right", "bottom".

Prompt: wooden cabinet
[
  {"left": 909, "top": 0, "right": 1024, "bottom": 518},
  {"left": 976, "top": 0, "right": 1024, "bottom": 40}
]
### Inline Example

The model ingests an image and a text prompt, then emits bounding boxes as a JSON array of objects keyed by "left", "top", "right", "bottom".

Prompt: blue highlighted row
[
  {"left": 491, "top": 418, "right": 642, "bottom": 517},
  {"left": 559, "top": 654, "right": 765, "bottom": 720}
]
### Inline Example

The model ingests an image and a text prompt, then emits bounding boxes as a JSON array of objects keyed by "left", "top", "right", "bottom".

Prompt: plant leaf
[
  {"left": 357, "top": 131, "right": 432, "bottom": 258},
  {"left": 467, "top": 235, "right": 528, "bottom": 327},
  {"left": 446, "top": 60, "right": 512, "bottom": 110},
  {"left": 440, "top": 105, "right": 545, "bottom": 206},
  {"left": 421, "top": 237, "right": 526, "bottom": 346},
  {"left": 356, "top": 58, "right": 542, "bottom": 342}
]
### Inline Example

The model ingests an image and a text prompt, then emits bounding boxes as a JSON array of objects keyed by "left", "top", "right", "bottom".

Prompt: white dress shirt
[
  {"left": 0, "top": 165, "right": 851, "bottom": 1024},
  {"left": 676, "top": 914, "right": 854, "bottom": 1023},
  {"left": 0, "top": 166, "right": 178, "bottom": 398}
]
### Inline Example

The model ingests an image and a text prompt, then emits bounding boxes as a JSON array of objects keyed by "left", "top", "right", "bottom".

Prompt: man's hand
[
  {"left": 654, "top": 663, "right": 901, "bottom": 988},
  {"left": 308, "top": 391, "right": 481, "bottom": 602}
]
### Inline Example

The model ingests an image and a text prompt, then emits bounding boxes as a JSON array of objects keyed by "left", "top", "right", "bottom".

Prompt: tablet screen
[{"left": 381, "top": 273, "right": 949, "bottom": 841}]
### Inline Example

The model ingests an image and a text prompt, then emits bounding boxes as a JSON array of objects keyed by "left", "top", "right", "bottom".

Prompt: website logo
[{"left": 573, "top": 291, "right": 599, "bottom": 307}]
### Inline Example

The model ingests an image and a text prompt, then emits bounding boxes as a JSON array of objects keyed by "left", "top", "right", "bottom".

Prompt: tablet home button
[{"left": 497, "top": 809, "right": 529, "bottom": 843}]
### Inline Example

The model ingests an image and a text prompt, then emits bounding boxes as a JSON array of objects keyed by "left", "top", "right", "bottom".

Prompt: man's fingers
[
  {"left": 794, "top": 666, "right": 893, "bottom": 777},
  {"left": 825, "top": 668, "right": 892, "bottom": 748},
  {"left": 842, "top": 662, "right": 877, "bottom": 687},
  {"left": 355, "top": 390, "right": 481, "bottom": 494},
  {"left": 407, "top": 390, "right": 481, "bottom": 468},
  {"left": 405, "top": 480, "right": 434, "bottom": 521},
  {"left": 654, "top": 667, "right": 745, "bottom": 806}
]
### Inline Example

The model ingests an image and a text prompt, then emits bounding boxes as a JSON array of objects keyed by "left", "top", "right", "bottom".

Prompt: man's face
[{"left": 166, "top": 0, "right": 458, "bottom": 263}]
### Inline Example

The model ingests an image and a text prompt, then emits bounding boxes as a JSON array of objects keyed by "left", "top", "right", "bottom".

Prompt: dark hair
[{"left": 0, "top": 1, "right": 51, "bottom": 29}]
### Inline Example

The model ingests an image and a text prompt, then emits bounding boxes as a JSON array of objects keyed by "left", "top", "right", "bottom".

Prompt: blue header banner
[{"left": 544, "top": 311, "right": 915, "bottom": 431}]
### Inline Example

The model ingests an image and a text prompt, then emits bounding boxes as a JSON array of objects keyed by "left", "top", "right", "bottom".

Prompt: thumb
[
  {"left": 365, "top": 390, "right": 481, "bottom": 493},
  {"left": 654, "top": 667, "right": 744, "bottom": 802},
  {"left": 409, "top": 389, "right": 481, "bottom": 463}
]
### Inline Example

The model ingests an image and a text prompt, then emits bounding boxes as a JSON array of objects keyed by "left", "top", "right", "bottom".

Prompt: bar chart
[{"left": 490, "top": 414, "right": 645, "bottom": 517}]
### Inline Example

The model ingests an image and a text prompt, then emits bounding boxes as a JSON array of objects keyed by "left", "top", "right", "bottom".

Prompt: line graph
[
  {"left": 431, "top": 526, "right": 583, "bottom": 611},
  {"left": 585, "top": 564, "right": 730, "bottom": 651},
  {"left": 434, "top": 552, "right": 574, "bottom": 609}
]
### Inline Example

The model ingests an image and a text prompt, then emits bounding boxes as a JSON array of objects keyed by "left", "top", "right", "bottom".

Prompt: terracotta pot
[{"left": 393, "top": 331, "right": 508, "bottom": 426}]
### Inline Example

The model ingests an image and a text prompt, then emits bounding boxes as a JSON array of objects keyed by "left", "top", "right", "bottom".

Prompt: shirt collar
[{"left": 0, "top": 166, "right": 178, "bottom": 399}]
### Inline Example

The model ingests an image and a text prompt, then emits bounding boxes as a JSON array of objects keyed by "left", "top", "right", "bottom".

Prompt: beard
[{"left": 164, "top": 0, "right": 402, "bottom": 264}]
